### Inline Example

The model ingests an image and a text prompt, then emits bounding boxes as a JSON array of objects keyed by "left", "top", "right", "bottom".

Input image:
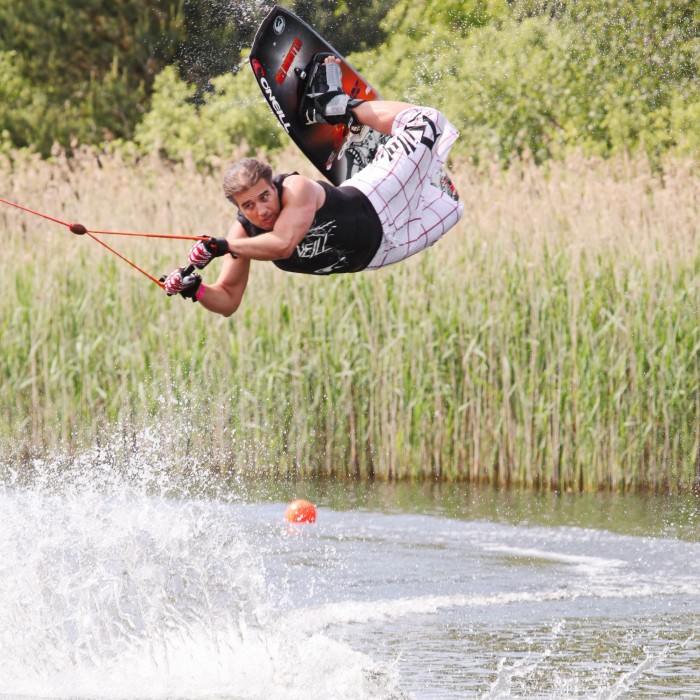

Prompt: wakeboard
[{"left": 249, "top": 5, "right": 457, "bottom": 200}]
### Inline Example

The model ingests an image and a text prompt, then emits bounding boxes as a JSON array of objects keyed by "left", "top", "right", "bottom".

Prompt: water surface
[{"left": 1, "top": 447, "right": 698, "bottom": 699}]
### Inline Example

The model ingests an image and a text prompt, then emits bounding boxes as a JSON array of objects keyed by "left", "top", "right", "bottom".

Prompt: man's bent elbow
[
  {"left": 219, "top": 299, "right": 241, "bottom": 318},
  {"left": 203, "top": 289, "right": 242, "bottom": 318},
  {"left": 279, "top": 241, "right": 299, "bottom": 260}
]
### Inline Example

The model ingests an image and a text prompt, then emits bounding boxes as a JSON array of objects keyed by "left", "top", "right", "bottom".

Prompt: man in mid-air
[{"left": 163, "top": 56, "right": 463, "bottom": 317}]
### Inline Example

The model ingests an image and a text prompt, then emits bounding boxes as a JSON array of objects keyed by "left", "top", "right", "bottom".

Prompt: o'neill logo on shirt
[
  {"left": 296, "top": 221, "right": 336, "bottom": 259},
  {"left": 295, "top": 220, "right": 349, "bottom": 274},
  {"left": 250, "top": 60, "right": 291, "bottom": 133}
]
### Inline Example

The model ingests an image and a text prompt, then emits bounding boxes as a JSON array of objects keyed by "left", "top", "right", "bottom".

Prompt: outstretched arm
[{"left": 196, "top": 220, "right": 251, "bottom": 317}]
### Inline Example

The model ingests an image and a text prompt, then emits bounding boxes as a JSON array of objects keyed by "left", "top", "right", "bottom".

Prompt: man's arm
[
  {"left": 196, "top": 220, "right": 251, "bottom": 317},
  {"left": 228, "top": 175, "right": 321, "bottom": 260}
]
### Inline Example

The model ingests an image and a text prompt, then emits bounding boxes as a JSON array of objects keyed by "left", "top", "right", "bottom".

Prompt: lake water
[{"left": 1, "top": 443, "right": 699, "bottom": 699}]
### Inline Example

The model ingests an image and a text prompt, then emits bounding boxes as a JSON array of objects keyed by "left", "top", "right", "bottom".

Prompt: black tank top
[{"left": 237, "top": 174, "right": 382, "bottom": 275}]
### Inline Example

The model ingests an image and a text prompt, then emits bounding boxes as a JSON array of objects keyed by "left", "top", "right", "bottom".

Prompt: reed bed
[{"left": 1, "top": 149, "right": 699, "bottom": 491}]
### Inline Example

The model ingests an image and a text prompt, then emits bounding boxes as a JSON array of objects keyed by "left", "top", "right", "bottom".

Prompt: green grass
[{"left": 1, "top": 150, "right": 699, "bottom": 491}]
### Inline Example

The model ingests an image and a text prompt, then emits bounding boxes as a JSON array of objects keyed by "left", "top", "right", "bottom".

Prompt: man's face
[{"left": 235, "top": 179, "right": 280, "bottom": 231}]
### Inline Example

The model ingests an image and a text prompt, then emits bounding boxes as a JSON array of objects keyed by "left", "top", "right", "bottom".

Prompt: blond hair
[{"left": 222, "top": 158, "right": 273, "bottom": 203}]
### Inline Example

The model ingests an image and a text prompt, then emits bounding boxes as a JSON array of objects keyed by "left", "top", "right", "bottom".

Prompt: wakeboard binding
[{"left": 296, "top": 53, "right": 365, "bottom": 128}]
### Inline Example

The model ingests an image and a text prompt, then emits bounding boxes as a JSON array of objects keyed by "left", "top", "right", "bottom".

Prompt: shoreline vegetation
[
  {"left": 2, "top": 149, "right": 699, "bottom": 492},
  {"left": 3, "top": 1, "right": 698, "bottom": 168}
]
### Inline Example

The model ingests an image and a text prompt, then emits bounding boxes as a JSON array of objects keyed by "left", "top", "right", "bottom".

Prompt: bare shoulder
[{"left": 281, "top": 173, "right": 325, "bottom": 209}]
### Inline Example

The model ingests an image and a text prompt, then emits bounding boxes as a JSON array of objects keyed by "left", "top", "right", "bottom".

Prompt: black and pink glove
[
  {"left": 188, "top": 237, "right": 230, "bottom": 270},
  {"left": 161, "top": 266, "right": 202, "bottom": 301}
]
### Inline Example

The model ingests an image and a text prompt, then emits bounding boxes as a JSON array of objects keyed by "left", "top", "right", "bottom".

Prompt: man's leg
[
  {"left": 303, "top": 55, "right": 414, "bottom": 132},
  {"left": 343, "top": 106, "right": 464, "bottom": 270},
  {"left": 353, "top": 100, "right": 415, "bottom": 135},
  {"left": 309, "top": 56, "right": 463, "bottom": 268},
  {"left": 365, "top": 185, "right": 463, "bottom": 269},
  {"left": 344, "top": 106, "right": 450, "bottom": 220}
]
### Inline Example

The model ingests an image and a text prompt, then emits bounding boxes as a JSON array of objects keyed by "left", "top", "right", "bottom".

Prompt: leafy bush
[
  {"left": 133, "top": 62, "right": 288, "bottom": 168},
  {"left": 0, "top": 51, "right": 41, "bottom": 152},
  {"left": 353, "top": 0, "right": 700, "bottom": 163},
  {"left": 0, "top": 0, "right": 184, "bottom": 153},
  {"left": 3, "top": 0, "right": 697, "bottom": 164},
  {"left": 0, "top": 0, "right": 394, "bottom": 155}
]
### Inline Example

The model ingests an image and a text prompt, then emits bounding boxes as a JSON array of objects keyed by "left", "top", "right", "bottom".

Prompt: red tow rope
[{"left": 0, "top": 196, "right": 209, "bottom": 288}]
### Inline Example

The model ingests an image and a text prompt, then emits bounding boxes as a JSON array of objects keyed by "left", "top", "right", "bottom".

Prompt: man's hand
[
  {"left": 189, "top": 237, "right": 231, "bottom": 270},
  {"left": 161, "top": 266, "right": 202, "bottom": 301}
]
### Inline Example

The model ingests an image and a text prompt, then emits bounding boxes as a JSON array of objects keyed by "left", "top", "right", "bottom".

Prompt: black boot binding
[{"left": 297, "top": 53, "right": 365, "bottom": 127}]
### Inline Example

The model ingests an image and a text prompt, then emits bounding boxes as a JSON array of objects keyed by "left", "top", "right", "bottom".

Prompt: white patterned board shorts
[{"left": 341, "top": 106, "right": 464, "bottom": 270}]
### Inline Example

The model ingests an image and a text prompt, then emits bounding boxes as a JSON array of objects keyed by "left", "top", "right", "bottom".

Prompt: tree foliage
[
  {"left": 290, "top": 0, "right": 394, "bottom": 53},
  {"left": 0, "top": 0, "right": 394, "bottom": 155},
  {"left": 0, "top": 0, "right": 187, "bottom": 151},
  {"left": 1, "top": 0, "right": 698, "bottom": 163},
  {"left": 133, "top": 61, "right": 286, "bottom": 168},
  {"left": 353, "top": 0, "right": 700, "bottom": 163}
]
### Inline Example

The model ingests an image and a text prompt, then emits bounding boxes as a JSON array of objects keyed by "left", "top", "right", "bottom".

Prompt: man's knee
[
  {"left": 404, "top": 115, "right": 438, "bottom": 149},
  {"left": 392, "top": 107, "right": 445, "bottom": 136}
]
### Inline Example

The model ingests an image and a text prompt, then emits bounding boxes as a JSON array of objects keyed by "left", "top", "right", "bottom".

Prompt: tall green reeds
[{"left": 1, "top": 150, "right": 699, "bottom": 491}]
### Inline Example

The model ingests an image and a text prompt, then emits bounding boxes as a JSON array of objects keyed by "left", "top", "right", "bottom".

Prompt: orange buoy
[{"left": 285, "top": 499, "right": 317, "bottom": 523}]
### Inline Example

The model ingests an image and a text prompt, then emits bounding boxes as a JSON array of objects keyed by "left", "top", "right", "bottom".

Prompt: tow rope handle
[{"left": 158, "top": 264, "right": 195, "bottom": 285}]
